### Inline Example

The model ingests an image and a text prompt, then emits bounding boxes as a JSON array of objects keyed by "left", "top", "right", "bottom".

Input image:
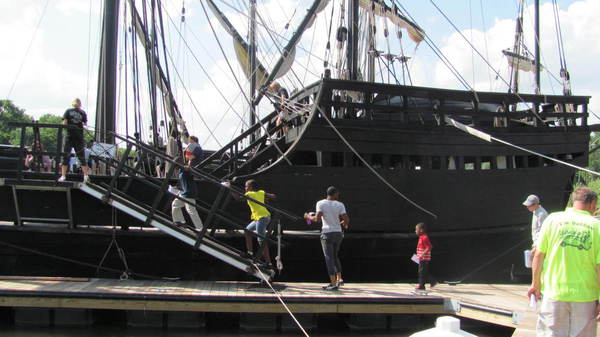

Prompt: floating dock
[{"left": 0, "top": 277, "right": 546, "bottom": 336}]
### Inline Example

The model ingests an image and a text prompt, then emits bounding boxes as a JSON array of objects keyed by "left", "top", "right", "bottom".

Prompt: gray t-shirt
[
  {"left": 316, "top": 199, "right": 347, "bottom": 233},
  {"left": 532, "top": 205, "right": 548, "bottom": 245}
]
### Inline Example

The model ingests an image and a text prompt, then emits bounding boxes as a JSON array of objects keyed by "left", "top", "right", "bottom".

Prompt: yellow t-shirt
[
  {"left": 245, "top": 190, "right": 270, "bottom": 220},
  {"left": 537, "top": 208, "right": 600, "bottom": 302}
]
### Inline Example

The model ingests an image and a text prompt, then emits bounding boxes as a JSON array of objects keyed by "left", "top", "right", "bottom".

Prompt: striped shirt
[{"left": 417, "top": 234, "right": 433, "bottom": 261}]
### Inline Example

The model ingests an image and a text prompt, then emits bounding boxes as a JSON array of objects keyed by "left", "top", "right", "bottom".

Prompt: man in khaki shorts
[{"left": 528, "top": 187, "right": 600, "bottom": 336}]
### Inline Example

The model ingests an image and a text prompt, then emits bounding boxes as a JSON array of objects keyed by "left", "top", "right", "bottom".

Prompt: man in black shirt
[{"left": 58, "top": 98, "right": 90, "bottom": 183}]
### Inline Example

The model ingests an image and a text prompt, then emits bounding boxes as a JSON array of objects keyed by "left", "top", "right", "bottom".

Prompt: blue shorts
[{"left": 246, "top": 216, "right": 270, "bottom": 242}]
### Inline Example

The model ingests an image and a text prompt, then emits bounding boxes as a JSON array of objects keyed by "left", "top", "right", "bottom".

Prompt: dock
[{"left": 0, "top": 277, "right": 542, "bottom": 335}]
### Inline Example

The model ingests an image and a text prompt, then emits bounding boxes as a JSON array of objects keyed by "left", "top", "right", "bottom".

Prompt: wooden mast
[
  {"left": 95, "top": 0, "right": 121, "bottom": 144},
  {"left": 249, "top": 0, "right": 258, "bottom": 141}
]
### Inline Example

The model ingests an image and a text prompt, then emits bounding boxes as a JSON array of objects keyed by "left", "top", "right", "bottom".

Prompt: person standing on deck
[
  {"left": 522, "top": 194, "right": 548, "bottom": 256},
  {"left": 414, "top": 222, "right": 437, "bottom": 291},
  {"left": 171, "top": 136, "right": 204, "bottom": 231},
  {"left": 528, "top": 187, "right": 600, "bottom": 337},
  {"left": 304, "top": 186, "right": 349, "bottom": 291},
  {"left": 269, "top": 82, "right": 291, "bottom": 136},
  {"left": 58, "top": 98, "right": 90, "bottom": 183}
]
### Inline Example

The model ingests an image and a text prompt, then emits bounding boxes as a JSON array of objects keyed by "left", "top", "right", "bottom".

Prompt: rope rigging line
[
  {"left": 415, "top": 0, "right": 555, "bottom": 123},
  {"left": 551, "top": 0, "right": 567, "bottom": 71},
  {"left": 479, "top": 0, "right": 493, "bottom": 91},
  {"left": 6, "top": 0, "right": 51, "bottom": 99},
  {"left": 153, "top": 1, "right": 291, "bottom": 165},
  {"left": 254, "top": 10, "right": 318, "bottom": 86},
  {"left": 392, "top": 1, "right": 472, "bottom": 91},
  {"left": 215, "top": 0, "right": 339, "bottom": 71},
  {"left": 0, "top": 237, "right": 164, "bottom": 281},
  {"left": 452, "top": 236, "right": 530, "bottom": 284},
  {"left": 181, "top": 1, "right": 291, "bottom": 163},
  {"left": 197, "top": 0, "right": 252, "bottom": 108},
  {"left": 316, "top": 105, "right": 438, "bottom": 219},
  {"left": 252, "top": 265, "right": 310, "bottom": 337}
]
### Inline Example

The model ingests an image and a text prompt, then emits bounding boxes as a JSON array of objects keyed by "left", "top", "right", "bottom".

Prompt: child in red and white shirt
[{"left": 415, "top": 222, "right": 437, "bottom": 290}]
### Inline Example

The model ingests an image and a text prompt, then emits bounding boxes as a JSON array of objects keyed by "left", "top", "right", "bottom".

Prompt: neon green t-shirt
[
  {"left": 245, "top": 190, "right": 270, "bottom": 220},
  {"left": 537, "top": 208, "right": 600, "bottom": 302}
]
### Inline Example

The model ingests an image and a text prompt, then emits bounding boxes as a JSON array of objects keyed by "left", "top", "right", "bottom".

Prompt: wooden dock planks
[{"left": 0, "top": 277, "right": 553, "bottom": 335}]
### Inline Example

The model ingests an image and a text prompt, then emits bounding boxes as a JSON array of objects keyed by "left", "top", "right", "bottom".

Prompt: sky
[{"left": 0, "top": 0, "right": 598, "bottom": 149}]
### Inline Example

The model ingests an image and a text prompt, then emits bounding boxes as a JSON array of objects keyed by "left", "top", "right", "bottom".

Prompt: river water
[{"left": 0, "top": 325, "right": 512, "bottom": 337}]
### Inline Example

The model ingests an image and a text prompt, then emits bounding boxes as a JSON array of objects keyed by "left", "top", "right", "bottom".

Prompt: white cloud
[
  {"left": 2, "top": 0, "right": 599, "bottom": 152},
  {"left": 415, "top": 0, "right": 600, "bottom": 120}
]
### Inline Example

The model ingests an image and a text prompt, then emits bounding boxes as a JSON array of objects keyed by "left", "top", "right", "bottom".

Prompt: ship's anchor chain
[{"left": 96, "top": 209, "right": 133, "bottom": 280}]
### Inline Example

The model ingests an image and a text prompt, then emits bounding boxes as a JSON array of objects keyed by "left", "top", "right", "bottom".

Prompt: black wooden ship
[{"left": 0, "top": 0, "right": 593, "bottom": 283}]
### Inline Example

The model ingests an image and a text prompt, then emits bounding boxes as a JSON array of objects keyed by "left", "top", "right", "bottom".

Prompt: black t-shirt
[{"left": 63, "top": 108, "right": 87, "bottom": 138}]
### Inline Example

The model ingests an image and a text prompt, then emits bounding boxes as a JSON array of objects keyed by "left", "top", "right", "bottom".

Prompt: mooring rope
[
  {"left": 0, "top": 238, "right": 163, "bottom": 280},
  {"left": 316, "top": 105, "right": 438, "bottom": 219},
  {"left": 252, "top": 264, "right": 310, "bottom": 337}
]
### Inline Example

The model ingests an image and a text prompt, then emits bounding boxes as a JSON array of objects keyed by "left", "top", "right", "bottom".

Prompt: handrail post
[
  {"left": 17, "top": 126, "right": 26, "bottom": 183},
  {"left": 55, "top": 126, "right": 63, "bottom": 177},
  {"left": 103, "top": 143, "right": 133, "bottom": 202},
  {"left": 194, "top": 184, "right": 227, "bottom": 249},
  {"left": 144, "top": 160, "right": 177, "bottom": 226}
]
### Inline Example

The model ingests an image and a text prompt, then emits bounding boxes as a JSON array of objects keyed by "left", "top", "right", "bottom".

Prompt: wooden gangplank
[{"left": 0, "top": 277, "right": 544, "bottom": 335}]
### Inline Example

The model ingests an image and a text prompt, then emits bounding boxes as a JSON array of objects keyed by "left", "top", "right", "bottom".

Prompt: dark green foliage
[
  {"left": 0, "top": 99, "right": 33, "bottom": 145},
  {"left": 0, "top": 100, "right": 79, "bottom": 153}
]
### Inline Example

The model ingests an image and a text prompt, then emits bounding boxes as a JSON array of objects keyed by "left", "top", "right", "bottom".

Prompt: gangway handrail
[
  {"left": 121, "top": 134, "right": 300, "bottom": 221},
  {"left": 87, "top": 146, "right": 287, "bottom": 248}
]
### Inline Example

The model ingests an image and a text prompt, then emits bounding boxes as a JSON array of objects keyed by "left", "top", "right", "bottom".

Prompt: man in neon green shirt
[{"left": 528, "top": 187, "right": 600, "bottom": 336}]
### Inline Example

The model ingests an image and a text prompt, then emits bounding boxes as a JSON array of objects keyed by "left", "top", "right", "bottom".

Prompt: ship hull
[{"left": 0, "top": 223, "right": 530, "bottom": 283}]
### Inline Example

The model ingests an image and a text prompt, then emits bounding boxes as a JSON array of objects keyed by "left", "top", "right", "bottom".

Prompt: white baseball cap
[{"left": 522, "top": 194, "right": 540, "bottom": 207}]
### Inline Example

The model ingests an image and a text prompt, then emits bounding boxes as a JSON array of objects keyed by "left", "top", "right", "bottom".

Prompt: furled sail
[
  {"left": 205, "top": 0, "right": 270, "bottom": 87},
  {"left": 502, "top": 49, "right": 541, "bottom": 73},
  {"left": 358, "top": 0, "right": 425, "bottom": 43}
]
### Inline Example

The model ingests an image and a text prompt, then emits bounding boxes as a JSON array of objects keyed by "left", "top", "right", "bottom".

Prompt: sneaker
[
  {"left": 337, "top": 280, "right": 344, "bottom": 287},
  {"left": 430, "top": 280, "right": 438, "bottom": 288},
  {"left": 58, "top": 176, "right": 67, "bottom": 182},
  {"left": 83, "top": 175, "right": 90, "bottom": 184},
  {"left": 322, "top": 284, "right": 339, "bottom": 291},
  {"left": 414, "top": 286, "right": 426, "bottom": 291}
]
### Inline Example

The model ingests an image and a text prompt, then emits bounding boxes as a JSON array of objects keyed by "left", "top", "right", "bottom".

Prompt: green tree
[
  {"left": 0, "top": 99, "right": 33, "bottom": 145},
  {"left": 37, "top": 114, "right": 64, "bottom": 152}
]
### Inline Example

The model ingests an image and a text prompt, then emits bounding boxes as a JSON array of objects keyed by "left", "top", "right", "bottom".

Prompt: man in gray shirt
[
  {"left": 304, "top": 186, "right": 350, "bottom": 291},
  {"left": 522, "top": 194, "right": 548, "bottom": 250}
]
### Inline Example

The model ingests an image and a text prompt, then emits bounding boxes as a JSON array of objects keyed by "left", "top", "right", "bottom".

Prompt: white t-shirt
[{"left": 316, "top": 199, "right": 347, "bottom": 233}]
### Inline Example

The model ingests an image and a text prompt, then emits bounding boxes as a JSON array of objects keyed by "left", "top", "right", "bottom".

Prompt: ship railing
[
  {"left": 315, "top": 78, "right": 590, "bottom": 128},
  {"left": 197, "top": 82, "right": 322, "bottom": 177},
  {"left": 6, "top": 122, "right": 95, "bottom": 184}
]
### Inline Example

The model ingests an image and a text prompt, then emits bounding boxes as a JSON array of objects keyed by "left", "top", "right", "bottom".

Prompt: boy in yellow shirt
[{"left": 234, "top": 179, "right": 276, "bottom": 265}]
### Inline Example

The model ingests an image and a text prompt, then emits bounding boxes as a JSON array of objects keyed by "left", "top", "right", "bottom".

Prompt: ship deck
[{"left": 0, "top": 277, "right": 542, "bottom": 336}]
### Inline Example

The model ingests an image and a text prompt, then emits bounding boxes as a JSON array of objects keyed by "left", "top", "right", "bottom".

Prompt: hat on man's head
[{"left": 522, "top": 194, "right": 540, "bottom": 206}]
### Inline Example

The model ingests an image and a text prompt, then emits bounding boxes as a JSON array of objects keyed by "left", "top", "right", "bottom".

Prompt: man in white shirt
[
  {"left": 304, "top": 186, "right": 350, "bottom": 291},
  {"left": 522, "top": 194, "right": 548, "bottom": 253}
]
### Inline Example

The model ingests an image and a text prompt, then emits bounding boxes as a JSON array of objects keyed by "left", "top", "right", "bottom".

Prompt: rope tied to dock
[{"left": 252, "top": 263, "right": 310, "bottom": 337}]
